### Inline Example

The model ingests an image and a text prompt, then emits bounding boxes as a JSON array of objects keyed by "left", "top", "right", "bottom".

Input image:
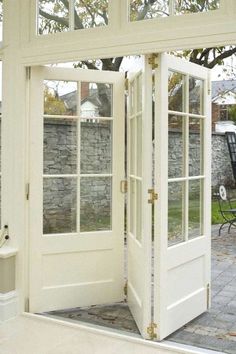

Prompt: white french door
[
  {"left": 29, "top": 66, "right": 125, "bottom": 313},
  {"left": 127, "top": 56, "right": 153, "bottom": 338},
  {"left": 154, "top": 53, "right": 211, "bottom": 340}
]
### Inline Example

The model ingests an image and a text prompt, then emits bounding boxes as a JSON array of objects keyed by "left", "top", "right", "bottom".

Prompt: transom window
[{"left": 37, "top": 0, "right": 220, "bottom": 35}]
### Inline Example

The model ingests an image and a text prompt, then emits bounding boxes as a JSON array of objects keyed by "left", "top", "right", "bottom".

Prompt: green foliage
[{"left": 228, "top": 105, "right": 236, "bottom": 123}]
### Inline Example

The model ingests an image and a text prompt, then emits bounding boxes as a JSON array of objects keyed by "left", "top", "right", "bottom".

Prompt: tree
[{"left": 38, "top": 0, "right": 236, "bottom": 73}]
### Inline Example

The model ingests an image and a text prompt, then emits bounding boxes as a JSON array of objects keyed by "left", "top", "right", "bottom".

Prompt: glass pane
[
  {"left": 80, "top": 119, "right": 112, "bottom": 174},
  {"left": 129, "top": 178, "right": 135, "bottom": 235},
  {"left": 136, "top": 180, "right": 142, "bottom": 242},
  {"left": 44, "top": 118, "right": 77, "bottom": 175},
  {"left": 130, "top": 118, "right": 135, "bottom": 175},
  {"left": 137, "top": 73, "right": 142, "bottom": 112},
  {"left": 168, "top": 115, "right": 184, "bottom": 178},
  {"left": 74, "top": 0, "right": 108, "bottom": 29},
  {"left": 168, "top": 71, "right": 185, "bottom": 112},
  {"left": 189, "top": 77, "right": 203, "bottom": 115},
  {"left": 130, "top": 82, "right": 135, "bottom": 116},
  {"left": 136, "top": 115, "right": 142, "bottom": 177},
  {"left": 130, "top": 0, "right": 169, "bottom": 21},
  {"left": 80, "top": 177, "right": 112, "bottom": 232},
  {"left": 168, "top": 181, "right": 185, "bottom": 246},
  {"left": 174, "top": 0, "right": 220, "bottom": 15},
  {"left": 43, "top": 177, "right": 77, "bottom": 234},
  {"left": 44, "top": 81, "right": 77, "bottom": 115},
  {"left": 189, "top": 118, "right": 203, "bottom": 177},
  {"left": 189, "top": 179, "right": 202, "bottom": 239},
  {"left": 80, "top": 82, "right": 112, "bottom": 118},
  {"left": 38, "top": 0, "right": 69, "bottom": 35}
]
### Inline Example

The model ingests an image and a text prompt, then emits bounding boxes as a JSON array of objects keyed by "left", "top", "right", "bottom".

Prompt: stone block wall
[{"left": 42, "top": 121, "right": 234, "bottom": 233}]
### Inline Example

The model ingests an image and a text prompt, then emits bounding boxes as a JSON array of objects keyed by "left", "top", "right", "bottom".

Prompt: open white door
[
  {"left": 127, "top": 56, "right": 153, "bottom": 338},
  {"left": 29, "top": 66, "right": 125, "bottom": 313},
  {"left": 154, "top": 53, "right": 211, "bottom": 340}
]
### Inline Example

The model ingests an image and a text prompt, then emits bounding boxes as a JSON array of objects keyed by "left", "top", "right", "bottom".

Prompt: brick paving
[{"left": 47, "top": 225, "right": 236, "bottom": 354}]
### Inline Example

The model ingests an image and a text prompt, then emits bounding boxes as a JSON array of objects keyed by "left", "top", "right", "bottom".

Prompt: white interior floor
[{"left": 0, "top": 314, "right": 224, "bottom": 354}]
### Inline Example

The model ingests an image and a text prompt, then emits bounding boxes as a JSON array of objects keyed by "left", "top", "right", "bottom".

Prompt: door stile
[
  {"left": 154, "top": 53, "right": 169, "bottom": 340},
  {"left": 203, "top": 72, "right": 212, "bottom": 308},
  {"left": 29, "top": 66, "right": 44, "bottom": 312}
]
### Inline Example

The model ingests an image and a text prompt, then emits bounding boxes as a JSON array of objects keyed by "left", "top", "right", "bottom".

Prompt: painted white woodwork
[
  {"left": 29, "top": 66, "right": 125, "bottom": 312},
  {"left": 15, "top": 0, "right": 235, "bottom": 65},
  {"left": 127, "top": 56, "right": 152, "bottom": 338},
  {"left": 0, "top": 290, "right": 18, "bottom": 322},
  {"left": 154, "top": 54, "right": 211, "bottom": 340}
]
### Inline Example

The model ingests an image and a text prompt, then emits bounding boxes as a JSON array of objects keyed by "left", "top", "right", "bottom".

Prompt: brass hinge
[
  {"left": 148, "top": 189, "right": 158, "bottom": 204},
  {"left": 125, "top": 78, "right": 129, "bottom": 91},
  {"left": 26, "top": 183, "right": 30, "bottom": 200},
  {"left": 207, "top": 283, "right": 210, "bottom": 309},
  {"left": 124, "top": 280, "right": 128, "bottom": 297},
  {"left": 147, "top": 322, "right": 157, "bottom": 340},
  {"left": 120, "top": 180, "right": 128, "bottom": 193},
  {"left": 148, "top": 54, "right": 158, "bottom": 70}
]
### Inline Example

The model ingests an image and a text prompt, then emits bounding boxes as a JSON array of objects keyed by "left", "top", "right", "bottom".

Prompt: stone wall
[{"left": 43, "top": 121, "right": 234, "bottom": 233}]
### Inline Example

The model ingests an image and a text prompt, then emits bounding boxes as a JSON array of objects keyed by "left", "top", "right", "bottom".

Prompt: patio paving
[{"left": 46, "top": 225, "right": 236, "bottom": 354}]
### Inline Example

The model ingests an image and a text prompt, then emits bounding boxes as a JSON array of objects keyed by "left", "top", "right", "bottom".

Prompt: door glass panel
[
  {"left": 130, "top": 178, "right": 135, "bottom": 235},
  {"left": 129, "top": 0, "right": 169, "bottom": 21},
  {"left": 189, "top": 118, "right": 203, "bottom": 177},
  {"left": 137, "top": 73, "right": 142, "bottom": 112},
  {"left": 43, "top": 177, "right": 77, "bottom": 234},
  {"left": 168, "top": 115, "right": 184, "bottom": 178},
  {"left": 38, "top": 0, "right": 69, "bottom": 35},
  {"left": 44, "top": 118, "right": 77, "bottom": 174},
  {"left": 168, "top": 71, "right": 185, "bottom": 112},
  {"left": 80, "top": 177, "right": 112, "bottom": 232},
  {"left": 189, "top": 179, "right": 202, "bottom": 239},
  {"left": 130, "top": 118, "right": 135, "bottom": 175},
  {"left": 80, "top": 120, "right": 112, "bottom": 174},
  {"left": 136, "top": 114, "right": 142, "bottom": 177},
  {"left": 74, "top": 0, "right": 109, "bottom": 29},
  {"left": 130, "top": 82, "right": 135, "bottom": 116},
  {"left": 44, "top": 81, "right": 77, "bottom": 116},
  {"left": 189, "top": 77, "right": 203, "bottom": 115},
  {"left": 80, "top": 82, "right": 113, "bottom": 118},
  {"left": 168, "top": 181, "right": 185, "bottom": 246},
  {"left": 136, "top": 180, "right": 142, "bottom": 242}
]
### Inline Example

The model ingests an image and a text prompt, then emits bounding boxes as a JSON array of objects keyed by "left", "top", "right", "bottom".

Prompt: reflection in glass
[
  {"left": 130, "top": 118, "right": 135, "bottom": 175},
  {"left": 189, "top": 77, "right": 203, "bottom": 115},
  {"left": 136, "top": 115, "right": 142, "bottom": 177},
  {"left": 44, "top": 81, "right": 77, "bottom": 115},
  {"left": 44, "top": 118, "right": 77, "bottom": 175},
  {"left": 189, "top": 179, "right": 202, "bottom": 239},
  {"left": 175, "top": 0, "right": 220, "bottom": 15},
  {"left": 80, "top": 177, "right": 112, "bottom": 232},
  {"left": 38, "top": 0, "right": 69, "bottom": 35},
  {"left": 168, "top": 181, "right": 185, "bottom": 246},
  {"left": 80, "top": 82, "right": 112, "bottom": 118},
  {"left": 189, "top": 118, "right": 203, "bottom": 176},
  {"left": 168, "top": 115, "right": 184, "bottom": 178},
  {"left": 136, "top": 180, "right": 142, "bottom": 242},
  {"left": 80, "top": 120, "right": 112, "bottom": 174},
  {"left": 137, "top": 73, "right": 142, "bottom": 112},
  {"left": 168, "top": 71, "right": 185, "bottom": 112},
  {"left": 74, "top": 0, "right": 108, "bottom": 29},
  {"left": 130, "top": 178, "right": 135, "bottom": 235},
  {"left": 43, "top": 178, "right": 77, "bottom": 234},
  {"left": 130, "top": 0, "right": 168, "bottom": 21}
]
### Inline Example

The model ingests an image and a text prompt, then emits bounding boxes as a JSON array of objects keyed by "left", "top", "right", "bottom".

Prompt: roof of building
[{"left": 212, "top": 80, "right": 236, "bottom": 99}]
